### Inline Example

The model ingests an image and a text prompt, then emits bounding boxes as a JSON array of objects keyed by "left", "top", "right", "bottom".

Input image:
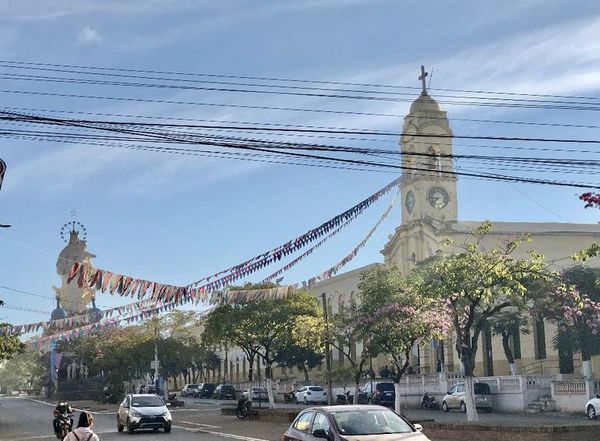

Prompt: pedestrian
[
  {"left": 63, "top": 411, "right": 100, "bottom": 441},
  {"left": 380, "top": 365, "right": 390, "bottom": 379}
]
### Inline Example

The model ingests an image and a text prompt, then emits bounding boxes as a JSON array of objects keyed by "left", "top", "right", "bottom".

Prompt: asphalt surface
[{"left": 0, "top": 396, "right": 282, "bottom": 441}]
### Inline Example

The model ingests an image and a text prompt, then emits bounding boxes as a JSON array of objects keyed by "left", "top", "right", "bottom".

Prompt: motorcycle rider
[{"left": 53, "top": 399, "right": 73, "bottom": 437}]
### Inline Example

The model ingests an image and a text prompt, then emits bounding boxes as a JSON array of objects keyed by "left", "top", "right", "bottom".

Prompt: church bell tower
[{"left": 400, "top": 66, "right": 457, "bottom": 226}]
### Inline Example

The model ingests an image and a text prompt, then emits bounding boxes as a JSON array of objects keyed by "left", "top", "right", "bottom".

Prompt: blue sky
[{"left": 1, "top": 0, "right": 600, "bottom": 327}]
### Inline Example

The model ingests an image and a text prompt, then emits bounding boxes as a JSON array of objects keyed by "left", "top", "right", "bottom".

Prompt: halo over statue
[{"left": 60, "top": 221, "right": 87, "bottom": 243}]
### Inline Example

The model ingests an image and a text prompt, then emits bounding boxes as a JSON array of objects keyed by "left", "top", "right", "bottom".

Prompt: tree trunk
[
  {"left": 302, "top": 365, "right": 309, "bottom": 383},
  {"left": 464, "top": 375, "right": 479, "bottom": 422},
  {"left": 501, "top": 332, "right": 517, "bottom": 375},
  {"left": 353, "top": 382, "right": 360, "bottom": 404},
  {"left": 581, "top": 334, "right": 592, "bottom": 379},
  {"left": 266, "top": 376, "right": 276, "bottom": 408},
  {"left": 394, "top": 382, "right": 402, "bottom": 414}
]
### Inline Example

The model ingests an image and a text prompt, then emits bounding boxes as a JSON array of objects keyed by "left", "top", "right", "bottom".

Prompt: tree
[
  {"left": 488, "top": 310, "right": 530, "bottom": 375},
  {"left": 537, "top": 282, "right": 600, "bottom": 379},
  {"left": 414, "top": 221, "right": 550, "bottom": 422},
  {"left": 203, "top": 288, "right": 323, "bottom": 408},
  {"left": 0, "top": 348, "right": 45, "bottom": 392},
  {"left": 358, "top": 265, "right": 451, "bottom": 413},
  {"left": 327, "top": 303, "right": 374, "bottom": 404},
  {"left": 0, "top": 319, "right": 25, "bottom": 362}
]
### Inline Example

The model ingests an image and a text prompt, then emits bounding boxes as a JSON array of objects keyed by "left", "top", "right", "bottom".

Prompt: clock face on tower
[
  {"left": 405, "top": 191, "right": 415, "bottom": 213},
  {"left": 427, "top": 187, "right": 449, "bottom": 209}
]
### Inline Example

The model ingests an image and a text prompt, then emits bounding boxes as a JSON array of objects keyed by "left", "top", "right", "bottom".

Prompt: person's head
[{"left": 77, "top": 411, "right": 93, "bottom": 428}]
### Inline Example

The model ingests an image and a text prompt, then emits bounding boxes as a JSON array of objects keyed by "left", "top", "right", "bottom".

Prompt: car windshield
[
  {"left": 309, "top": 387, "right": 324, "bottom": 392},
  {"left": 187, "top": 385, "right": 198, "bottom": 388},
  {"left": 332, "top": 409, "right": 413, "bottom": 435},
  {"left": 377, "top": 383, "right": 394, "bottom": 391},
  {"left": 131, "top": 396, "right": 164, "bottom": 407}
]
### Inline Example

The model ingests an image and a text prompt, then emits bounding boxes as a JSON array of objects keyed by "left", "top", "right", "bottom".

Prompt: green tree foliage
[
  {"left": 203, "top": 288, "right": 323, "bottom": 408},
  {"left": 0, "top": 348, "right": 45, "bottom": 392},
  {"left": 0, "top": 321, "right": 25, "bottom": 362},
  {"left": 414, "top": 221, "right": 551, "bottom": 421}
]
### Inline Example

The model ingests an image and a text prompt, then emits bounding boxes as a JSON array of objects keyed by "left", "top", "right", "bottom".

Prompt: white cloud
[{"left": 76, "top": 25, "right": 102, "bottom": 45}]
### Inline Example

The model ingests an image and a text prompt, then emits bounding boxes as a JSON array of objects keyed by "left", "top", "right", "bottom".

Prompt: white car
[
  {"left": 586, "top": 393, "right": 600, "bottom": 419},
  {"left": 117, "top": 394, "right": 172, "bottom": 434},
  {"left": 181, "top": 384, "right": 199, "bottom": 397},
  {"left": 295, "top": 385, "right": 327, "bottom": 404}
]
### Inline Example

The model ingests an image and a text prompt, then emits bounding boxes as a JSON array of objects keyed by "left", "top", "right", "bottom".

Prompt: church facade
[{"left": 308, "top": 81, "right": 600, "bottom": 379}]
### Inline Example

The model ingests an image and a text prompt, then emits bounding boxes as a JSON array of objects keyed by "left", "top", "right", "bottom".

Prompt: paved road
[{"left": 0, "top": 397, "right": 280, "bottom": 441}]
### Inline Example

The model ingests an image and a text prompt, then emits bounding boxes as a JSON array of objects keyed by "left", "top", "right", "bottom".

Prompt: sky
[{"left": 2, "top": 0, "right": 600, "bottom": 328}]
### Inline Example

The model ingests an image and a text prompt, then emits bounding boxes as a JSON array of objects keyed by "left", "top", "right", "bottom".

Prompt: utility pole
[{"left": 321, "top": 293, "right": 333, "bottom": 405}]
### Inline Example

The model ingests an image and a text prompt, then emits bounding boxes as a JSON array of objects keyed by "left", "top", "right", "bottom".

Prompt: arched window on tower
[{"left": 428, "top": 146, "right": 442, "bottom": 176}]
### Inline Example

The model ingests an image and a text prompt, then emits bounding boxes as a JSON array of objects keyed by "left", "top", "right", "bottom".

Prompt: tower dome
[
  {"left": 409, "top": 92, "right": 441, "bottom": 113},
  {"left": 51, "top": 297, "right": 67, "bottom": 321}
]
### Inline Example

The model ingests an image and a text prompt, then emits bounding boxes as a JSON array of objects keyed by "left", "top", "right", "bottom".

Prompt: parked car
[
  {"left": 282, "top": 405, "right": 430, "bottom": 441},
  {"left": 362, "top": 382, "right": 395, "bottom": 407},
  {"left": 295, "top": 386, "right": 328, "bottom": 404},
  {"left": 181, "top": 384, "right": 199, "bottom": 397},
  {"left": 117, "top": 394, "right": 172, "bottom": 434},
  {"left": 138, "top": 384, "right": 157, "bottom": 394},
  {"left": 246, "top": 386, "right": 269, "bottom": 402},
  {"left": 585, "top": 393, "right": 600, "bottom": 419},
  {"left": 214, "top": 384, "right": 236, "bottom": 400},
  {"left": 442, "top": 382, "right": 492, "bottom": 413},
  {"left": 194, "top": 383, "right": 216, "bottom": 398}
]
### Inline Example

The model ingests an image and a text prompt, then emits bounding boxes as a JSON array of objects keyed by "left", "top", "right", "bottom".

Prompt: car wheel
[
  {"left": 164, "top": 423, "right": 172, "bottom": 433},
  {"left": 587, "top": 405, "right": 597, "bottom": 420},
  {"left": 442, "top": 401, "right": 449, "bottom": 412},
  {"left": 304, "top": 397, "right": 308, "bottom": 405},
  {"left": 294, "top": 396, "right": 298, "bottom": 404},
  {"left": 117, "top": 420, "right": 124, "bottom": 432},
  {"left": 127, "top": 419, "right": 135, "bottom": 434},
  {"left": 460, "top": 402, "right": 467, "bottom": 413}
]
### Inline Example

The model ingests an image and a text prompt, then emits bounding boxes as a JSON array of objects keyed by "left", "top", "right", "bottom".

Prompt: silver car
[
  {"left": 117, "top": 394, "right": 172, "bottom": 434},
  {"left": 442, "top": 382, "right": 492, "bottom": 413}
]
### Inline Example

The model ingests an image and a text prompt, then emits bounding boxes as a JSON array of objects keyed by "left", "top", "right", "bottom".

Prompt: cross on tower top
[{"left": 418, "top": 65, "right": 428, "bottom": 95}]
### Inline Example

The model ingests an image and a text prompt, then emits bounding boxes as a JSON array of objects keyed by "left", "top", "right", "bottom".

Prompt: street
[{"left": 0, "top": 397, "right": 287, "bottom": 441}]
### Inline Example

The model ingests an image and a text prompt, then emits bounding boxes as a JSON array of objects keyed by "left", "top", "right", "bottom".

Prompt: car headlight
[{"left": 130, "top": 409, "right": 142, "bottom": 417}]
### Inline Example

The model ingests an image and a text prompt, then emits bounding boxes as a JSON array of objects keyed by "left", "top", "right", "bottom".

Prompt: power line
[{"left": 3, "top": 59, "right": 600, "bottom": 103}]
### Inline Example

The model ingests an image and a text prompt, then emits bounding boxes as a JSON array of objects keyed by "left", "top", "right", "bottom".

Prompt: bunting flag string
[
  {"left": 220, "top": 285, "right": 294, "bottom": 305},
  {"left": 0, "top": 298, "right": 156, "bottom": 336},
  {"left": 262, "top": 210, "right": 358, "bottom": 282},
  {"left": 302, "top": 194, "right": 397, "bottom": 288},
  {"left": 186, "top": 177, "right": 401, "bottom": 288},
  {"left": 65, "top": 177, "right": 400, "bottom": 304},
  {"left": 26, "top": 301, "right": 214, "bottom": 353}
]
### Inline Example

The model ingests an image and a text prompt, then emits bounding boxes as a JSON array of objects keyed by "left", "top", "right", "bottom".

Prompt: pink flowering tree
[
  {"left": 327, "top": 303, "right": 376, "bottom": 404},
  {"left": 414, "top": 222, "right": 550, "bottom": 422},
  {"left": 537, "top": 282, "right": 600, "bottom": 379},
  {"left": 358, "top": 265, "right": 451, "bottom": 414}
]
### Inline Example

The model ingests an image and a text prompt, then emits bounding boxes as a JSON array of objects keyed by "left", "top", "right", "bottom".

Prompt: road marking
[
  {"left": 0, "top": 432, "right": 115, "bottom": 441},
  {"left": 172, "top": 425, "right": 271, "bottom": 441},
  {"left": 178, "top": 419, "right": 222, "bottom": 428}
]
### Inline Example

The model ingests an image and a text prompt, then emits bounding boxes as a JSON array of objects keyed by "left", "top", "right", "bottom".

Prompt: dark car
[
  {"left": 214, "top": 384, "right": 236, "bottom": 400},
  {"left": 282, "top": 405, "right": 429, "bottom": 441},
  {"left": 194, "top": 383, "right": 216, "bottom": 398},
  {"left": 366, "top": 382, "right": 395, "bottom": 407}
]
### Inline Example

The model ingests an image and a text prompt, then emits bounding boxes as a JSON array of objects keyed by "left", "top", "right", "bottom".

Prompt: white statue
[{"left": 52, "top": 230, "right": 96, "bottom": 314}]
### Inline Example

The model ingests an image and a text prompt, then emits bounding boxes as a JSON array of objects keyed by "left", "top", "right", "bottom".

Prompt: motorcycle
[
  {"left": 336, "top": 391, "right": 352, "bottom": 405},
  {"left": 54, "top": 409, "right": 72, "bottom": 440},
  {"left": 235, "top": 394, "right": 253, "bottom": 419},
  {"left": 421, "top": 392, "right": 439, "bottom": 410}
]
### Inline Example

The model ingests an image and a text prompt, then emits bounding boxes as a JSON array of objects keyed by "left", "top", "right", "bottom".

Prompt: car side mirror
[
  {"left": 414, "top": 423, "right": 423, "bottom": 432},
  {"left": 596, "top": 394, "right": 600, "bottom": 399},
  {"left": 312, "top": 429, "right": 328, "bottom": 439}
]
